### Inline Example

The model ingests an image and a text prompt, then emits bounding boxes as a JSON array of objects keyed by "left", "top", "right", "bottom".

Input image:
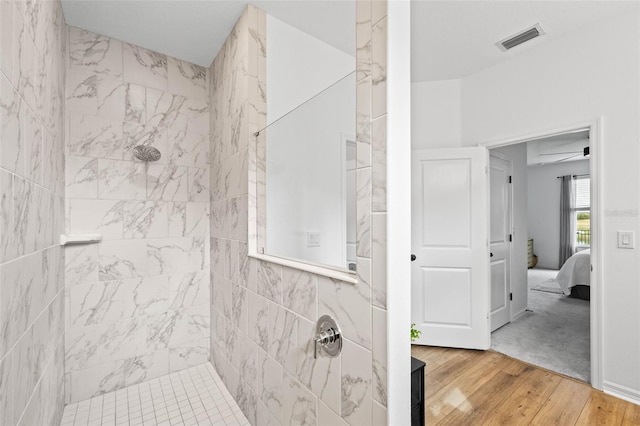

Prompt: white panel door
[
  {"left": 411, "top": 148, "right": 490, "bottom": 350},
  {"left": 489, "top": 154, "right": 512, "bottom": 332}
]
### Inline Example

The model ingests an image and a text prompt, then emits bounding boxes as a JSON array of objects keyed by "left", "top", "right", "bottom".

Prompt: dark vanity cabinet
[{"left": 411, "top": 357, "right": 425, "bottom": 426}]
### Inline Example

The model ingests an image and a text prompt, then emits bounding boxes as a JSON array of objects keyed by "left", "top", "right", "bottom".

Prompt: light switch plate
[
  {"left": 307, "top": 232, "right": 320, "bottom": 247},
  {"left": 617, "top": 231, "right": 635, "bottom": 249}
]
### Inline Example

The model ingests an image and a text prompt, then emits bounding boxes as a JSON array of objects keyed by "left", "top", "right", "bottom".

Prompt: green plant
[{"left": 410, "top": 323, "right": 421, "bottom": 342}]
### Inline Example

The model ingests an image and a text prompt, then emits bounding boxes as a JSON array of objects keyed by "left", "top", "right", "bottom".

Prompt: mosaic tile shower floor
[{"left": 60, "top": 363, "right": 249, "bottom": 426}]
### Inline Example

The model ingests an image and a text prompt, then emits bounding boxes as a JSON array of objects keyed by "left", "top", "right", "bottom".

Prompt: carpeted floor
[{"left": 491, "top": 268, "right": 590, "bottom": 383}]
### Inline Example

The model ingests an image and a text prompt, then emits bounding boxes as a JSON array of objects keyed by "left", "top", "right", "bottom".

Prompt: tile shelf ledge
[
  {"left": 249, "top": 252, "right": 358, "bottom": 284},
  {"left": 59, "top": 233, "right": 103, "bottom": 246}
]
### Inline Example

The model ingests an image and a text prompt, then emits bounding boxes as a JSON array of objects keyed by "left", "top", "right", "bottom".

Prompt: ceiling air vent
[{"left": 497, "top": 24, "right": 544, "bottom": 52}]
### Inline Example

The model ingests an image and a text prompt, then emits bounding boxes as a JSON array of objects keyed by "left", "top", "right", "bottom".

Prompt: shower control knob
[{"left": 314, "top": 315, "right": 342, "bottom": 359}]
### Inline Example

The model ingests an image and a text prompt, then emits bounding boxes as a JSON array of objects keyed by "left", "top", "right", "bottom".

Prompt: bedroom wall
[
  {"left": 490, "top": 144, "right": 528, "bottom": 318},
  {"left": 461, "top": 10, "right": 640, "bottom": 400},
  {"left": 527, "top": 160, "right": 590, "bottom": 270},
  {"left": 411, "top": 79, "right": 461, "bottom": 149}
]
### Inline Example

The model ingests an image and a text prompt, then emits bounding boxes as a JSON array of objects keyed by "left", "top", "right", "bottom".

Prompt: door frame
[
  {"left": 488, "top": 151, "right": 514, "bottom": 330},
  {"left": 478, "top": 118, "right": 603, "bottom": 390}
]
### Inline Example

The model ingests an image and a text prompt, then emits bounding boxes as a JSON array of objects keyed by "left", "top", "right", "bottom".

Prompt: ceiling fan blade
[
  {"left": 554, "top": 153, "right": 582, "bottom": 163},
  {"left": 540, "top": 151, "right": 582, "bottom": 156}
]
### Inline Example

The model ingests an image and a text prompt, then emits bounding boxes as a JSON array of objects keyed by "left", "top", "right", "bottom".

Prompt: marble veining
[
  {"left": 248, "top": 292, "right": 269, "bottom": 352},
  {"left": 268, "top": 304, "right": 297, "bottom": 372},
  {"left": 258, "top": 260, "right": 282, "bottom": 304},
  {"left": 209, "top": 4, "right": 388, "bottom": 425},
  {"left": 123, "top": 201, "right": 167, "bottom": 239},
  {"left": 231, "top": 283, "right": 248, "bottom": 333},
  {"left": 283, "top": 372, "right": 316, "bottom": 426},
  {"left": 68, "top": 114, "right": 124, "bottom": 160},
  {"left": 237, "top": 333, "right": 258, "bottom": 392},
  {"left": 282, "top": 267, "right": 317, "bottom": 322},
  {"left": 168, "top": 57, "right": 207, "bottom": 99},
  {"left": 258, "top": 350, "right": 283, "bottom": 424},
  {"left": 123, "top": 43, "right": 168, "bottom": 90},
  {"left": 356, "top": 79, "right": 372, "bottom": 169},
  {"left": 68, "top": 199, "right": 124, "bottom": 239},
  {"left": 0, "top": 1, "right": 66, "bottom": 423},
  {"left": 147, "top": 164, "right": 188, "bottom": 201},
  {"left": 372, "top": 213, "right": 387, "bottom": 309},
  {"left": 0, "top": 74, "right": 24, "bottom": 176},
  {"left": 65, "top": 156, "right": 98, "bottom": 199},
  {"left": 319, "top": 276, "right": 371, "bottom": 350},
  {"left": 125, "top": 83, "right": 146, "bottom": 123},
  {"left": 341, "top": 339, "right": 372, "bottom": 425},
  {"left": 185, "top": 202, "right": 209, "bottom": 237},
  {"left": 98, "top": 240, "right": 147, "bottom": 281},
  {"left": 356, "top": 167, "right": 372, "bottom": 258},
  {"left": 296, "top": 317, "right": 341, "bottom": 414},
  {"left": 69, "top": 27, "right": 122, "bottom": 77},
  {"left": 147, "top": 238, "right": 190, "bottom": 276},
  {"left": 371, "top": 17, "right": 387, "bottom": 120}
]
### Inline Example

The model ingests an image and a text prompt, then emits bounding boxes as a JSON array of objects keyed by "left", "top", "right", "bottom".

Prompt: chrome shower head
[{"left": 133, "top": 145, "right": 161, "bottom": 162}]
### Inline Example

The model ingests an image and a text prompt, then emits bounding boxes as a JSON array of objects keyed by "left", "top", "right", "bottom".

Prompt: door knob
[
  {"left": 490, "top": 252, "right": 494, "bottom": 257},
  {"left": 411, "top": 254, "right": 416, "bottom": 262}
]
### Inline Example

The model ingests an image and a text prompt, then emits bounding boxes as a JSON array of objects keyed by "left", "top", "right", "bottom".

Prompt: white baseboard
[
  {"left": 603, "top": 381, "right": 640, "bottom": 405},
  {"left": 511, "top": 308, "right": 527, "bottom": 321}
]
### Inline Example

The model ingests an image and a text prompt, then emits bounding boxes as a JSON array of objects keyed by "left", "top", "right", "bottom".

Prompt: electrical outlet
[{"left": 307, "top": 232, "right": 320, "bottom": 247}]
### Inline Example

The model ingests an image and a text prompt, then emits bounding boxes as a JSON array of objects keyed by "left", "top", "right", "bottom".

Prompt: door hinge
[
  {"left": 509, "top": 176, "right": 512, "bottom": 184},
  {"left": 509, "top": 293, "right": 513, "bottom": 301},
  {"left": 509, "top": 234, "right": 513, "bottom": 242}
]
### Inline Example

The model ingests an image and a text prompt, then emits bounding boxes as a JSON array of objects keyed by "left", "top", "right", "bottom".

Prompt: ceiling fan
[{"left": 540, "top": 146, "right": 590, "bottom": 162}]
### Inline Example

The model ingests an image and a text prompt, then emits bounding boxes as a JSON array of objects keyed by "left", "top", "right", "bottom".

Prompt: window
[{"left": 575, "top": 177, "right": 590, "bottom": 246}]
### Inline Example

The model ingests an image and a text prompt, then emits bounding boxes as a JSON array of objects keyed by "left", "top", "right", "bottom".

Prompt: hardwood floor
[{"left": 411, "top": 345, "right": 640, "bottom": 425}]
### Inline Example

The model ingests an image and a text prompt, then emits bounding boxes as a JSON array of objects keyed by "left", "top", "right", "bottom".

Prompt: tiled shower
[{"left": 0, "top": 1, "right": 389, "bottom": 425}]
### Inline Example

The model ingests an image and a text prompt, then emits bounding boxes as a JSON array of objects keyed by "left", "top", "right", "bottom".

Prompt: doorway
[
  {"left": 487, "top": 128, "right": 594, "bottom": 384},
  {"left": 410, "top": 121, "right": 602, "bottom": 389}
]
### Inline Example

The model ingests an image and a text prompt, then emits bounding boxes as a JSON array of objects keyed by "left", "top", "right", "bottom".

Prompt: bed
[{"left": 556, "top": 249, "right": 590, "bottom": 300}]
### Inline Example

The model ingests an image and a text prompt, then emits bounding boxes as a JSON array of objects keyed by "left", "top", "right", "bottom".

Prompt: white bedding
[{"left": 556, "top": 249, "right": 590, "bottom": 295}]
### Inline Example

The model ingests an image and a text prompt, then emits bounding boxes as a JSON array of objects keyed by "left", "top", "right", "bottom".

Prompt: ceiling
[
  {"left": 411, "top": 0, "right": 637, "bottom": 82},
  {"left": 526, "top": 130, "right": 590, "bottom": 166},
  {"left": 61, "top": 1, "right": 355, "bottom": 68},
  {"left": 61, "top": 1, "right": 636, "bottom": 77}
]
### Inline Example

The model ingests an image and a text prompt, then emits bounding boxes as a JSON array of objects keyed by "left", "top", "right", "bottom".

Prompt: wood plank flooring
[{"left": 412, "top": 345, "right": 640, "bottom": 425}]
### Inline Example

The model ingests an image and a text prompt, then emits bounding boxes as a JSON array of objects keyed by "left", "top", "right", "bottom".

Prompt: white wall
[
  {"left": 461, "top": 11, "right": 640, "bottom": 397},
  {"left": 265, "top": 14, "right": 356, "bottom": 267},
  {"left": 266, "top": 15, "right": 355, "bottom": 125},
  {"left": 411, "top": 79, "right": 462, "bottom": 149},
  {"left": 491, "top": 144, "right": 528, "bottom": 318},
  {"left": 528, "top": 160, "right": 590, "bottom": 270}
]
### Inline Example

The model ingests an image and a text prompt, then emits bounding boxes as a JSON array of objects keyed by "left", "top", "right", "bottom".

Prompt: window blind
[{"left": 576, "top": 178, "right": 590, "bottom": 208}]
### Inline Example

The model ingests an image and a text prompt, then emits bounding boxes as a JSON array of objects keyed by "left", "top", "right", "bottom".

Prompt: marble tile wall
[
  {"left": 64, "top": 26, "right": 211, "bottom": 403},
  {"left": 0, "top": 0, "right": 67, "bottom": 425},
  {"left": 209, "top": 3, "right": 388, "bottom": 425}
]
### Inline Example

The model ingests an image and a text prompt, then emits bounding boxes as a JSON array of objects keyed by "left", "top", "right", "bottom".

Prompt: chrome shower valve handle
[{"left": 314, "top": 315, "right": 342, "bottom": 359}]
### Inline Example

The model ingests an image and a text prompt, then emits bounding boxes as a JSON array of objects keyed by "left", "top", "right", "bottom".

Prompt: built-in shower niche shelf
[{"left": 59, "top": 233, "right": 103, "bottom": 246}]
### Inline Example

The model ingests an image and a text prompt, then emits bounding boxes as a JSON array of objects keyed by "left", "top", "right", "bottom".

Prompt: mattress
[{"left": 556, "top": 249, "right": 590, "bottom": 295}]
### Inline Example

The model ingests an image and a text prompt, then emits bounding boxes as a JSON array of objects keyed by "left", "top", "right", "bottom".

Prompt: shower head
[{"left": 133, "top": 145, "right": 161, "bottom": 162}]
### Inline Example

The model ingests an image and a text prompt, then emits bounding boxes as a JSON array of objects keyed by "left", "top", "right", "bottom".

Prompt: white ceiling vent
[{"left": 497, "top": 24, "right": 545, "bottom": 52}]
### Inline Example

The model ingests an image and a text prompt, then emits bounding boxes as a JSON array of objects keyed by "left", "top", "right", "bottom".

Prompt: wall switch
[
  {"left": 617, "top": 231, "right": 635, "bottom": 249},
  {"left": 307, "top": 232, "right": 320, "bottom": 247}
]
